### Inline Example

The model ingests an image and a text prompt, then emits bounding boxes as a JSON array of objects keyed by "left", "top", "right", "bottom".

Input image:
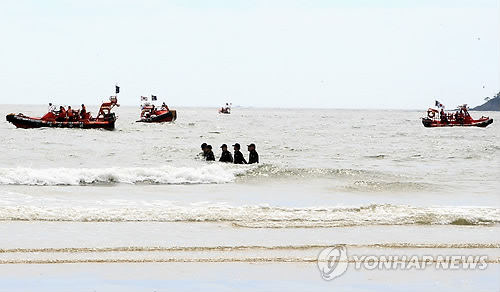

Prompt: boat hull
[
  {"left": 422, "top": 117, "right": 493, "bottom": 128},
  {"left": 137, "top": 110, "right": 177, "bottom": 123},
  {"left": 6, "top": 113, "right": 116, "bottom": 129}
]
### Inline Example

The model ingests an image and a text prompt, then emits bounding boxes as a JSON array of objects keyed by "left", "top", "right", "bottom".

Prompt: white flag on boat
[{"left": 141, "top": 96, "right": 148, "bottom": 101}]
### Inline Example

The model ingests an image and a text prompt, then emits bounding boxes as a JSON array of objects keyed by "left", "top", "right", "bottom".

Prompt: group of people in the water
[
  {"left": 51, "top": 103, "right": 87, "bottom": 122},
  {"left": 200, "top": 142, "right": 259, "bottom": 164}
]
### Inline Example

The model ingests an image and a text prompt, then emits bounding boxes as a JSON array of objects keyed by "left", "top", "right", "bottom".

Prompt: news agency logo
[
  {"left": 317, "top": 246, "right": 489, "bottom": 281},
  {"left": 317, "top": 246, "right": 349, "bottom": 280}
]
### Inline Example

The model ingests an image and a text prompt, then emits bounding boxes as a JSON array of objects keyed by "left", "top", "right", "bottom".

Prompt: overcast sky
[{"left": 0, "top": 0, "right": 498, "bottom": 109}]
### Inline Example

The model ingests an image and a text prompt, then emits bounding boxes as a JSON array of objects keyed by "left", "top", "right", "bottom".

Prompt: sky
[{"left": 0, "top": 0, "right": 498, "bottom": 109}]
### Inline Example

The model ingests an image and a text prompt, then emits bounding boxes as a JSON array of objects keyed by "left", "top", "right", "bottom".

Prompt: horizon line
[{"left": 0, "top": 103, "right": 439, "bottom": 111}]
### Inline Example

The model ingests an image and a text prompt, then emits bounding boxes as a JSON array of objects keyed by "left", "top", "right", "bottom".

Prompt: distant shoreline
[{"left": 471, "top": 97, "right": 500, "bottom": 111}]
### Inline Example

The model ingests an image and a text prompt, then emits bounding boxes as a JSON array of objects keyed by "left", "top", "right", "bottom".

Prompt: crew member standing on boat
[
  {"left": 205, "top": 145, "right": 215, "bottom": 161},
  {"left": 67, "top": 106, "right": 74, "bottom": 121},
  {"left": 440, "top": 108, "right": 448, "bottom": 123},
  {"left": 57, "top": 106, "right": 66, "bottom": 122},
  {"left": 48, "top": 103, "right": 56, "bottom": 113},
  {"left": 161, "top": 102, "right": 169, "bottom": 111},
  {"left": 219, "top": 144, "right": 233, "bottom": 163},
  {"left": 80, "top": 104, "right": 87, "bottom": 120},
  {"left": 233, "top": 143, "right": 247, "bottom": 164},
  {"left": 247, "top": 143, "right": 259, "bottom": 164}
]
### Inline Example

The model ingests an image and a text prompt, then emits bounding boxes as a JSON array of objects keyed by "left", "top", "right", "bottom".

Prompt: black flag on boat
[
  {"left": 115, "top": 85, "right": 120, "bottom": 94},
  {"left": 151, "top": 95, "right": 157, "bottom": 101}
]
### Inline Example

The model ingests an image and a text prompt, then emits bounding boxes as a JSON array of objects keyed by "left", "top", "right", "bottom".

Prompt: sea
[{"left": 0, "top": 105, "right": 499, "bottom": 289}]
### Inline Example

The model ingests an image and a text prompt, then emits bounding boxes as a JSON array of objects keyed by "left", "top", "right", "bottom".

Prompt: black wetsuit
[
  {"left": 248, "top": 150, "right": 259, "bottom": 164},
  {"left": 233, "top": 150, "right": 247, "bottom": 164},
  {"left": 219, "top": 150, "right": 233, "bottom": 163},
  {"left": 206, "top": 151, "right": 215, "bottom": 161}
]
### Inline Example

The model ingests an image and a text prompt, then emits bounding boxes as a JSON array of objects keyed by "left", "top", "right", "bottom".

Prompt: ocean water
[{"left": 0, "top": 105, "right": 499, "bottom": 265}]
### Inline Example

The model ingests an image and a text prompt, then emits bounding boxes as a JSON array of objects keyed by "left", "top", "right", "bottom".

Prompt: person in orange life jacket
[
  {"left": 80, "top": 104, "right": 87, "bottom": 119},
  {"left": 67, "top": 106, "right": 74, "bottom": 121},
  {"left": 57, "top": 106, "right": 66, "bottom": 122}
]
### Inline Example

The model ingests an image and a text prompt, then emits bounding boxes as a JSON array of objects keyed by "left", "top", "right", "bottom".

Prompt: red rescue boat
[
  {"left": 137, "top": 98, "right": 177, "bottom": 123},
  {"left": 422, "top": 105, "right": 493, "bottom": 128},
  {"left": 218, "top": 103, "right": 232, "bottom": 114},
  {"left": 6, "top": 87, "right": 120, "bottom": 129}
]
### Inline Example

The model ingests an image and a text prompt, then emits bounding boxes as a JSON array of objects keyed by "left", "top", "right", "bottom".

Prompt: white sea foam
[
  {"left": 0, "top": 203, "right": 498, "bottom": 227},
  {"left": 0, "top": 164, "right": 431, "bottom": 192},
  {"left": 0, "top": 164, "right": 248, "bottom": 185}
]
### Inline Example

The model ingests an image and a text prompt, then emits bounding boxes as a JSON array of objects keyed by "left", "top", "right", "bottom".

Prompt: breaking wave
[
  {"left": 0, "top": 203, "right": 498, "bottom": 227},
  {"left": 0, "top": 164, "right": 423, "bottom": 190},
  {"left": 0, "top": 164, "right": 248, "bottom": 185}
]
